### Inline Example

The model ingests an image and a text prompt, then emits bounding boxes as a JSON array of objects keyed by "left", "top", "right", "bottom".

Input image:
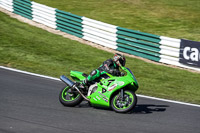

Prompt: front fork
[{"left": 120, "top": 89, "right": 124, "bottom": 100}]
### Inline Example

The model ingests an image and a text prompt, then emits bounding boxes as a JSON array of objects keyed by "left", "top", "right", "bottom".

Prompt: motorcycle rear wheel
[
  {"left": 59, "top": 86, "right": 83, "bottom": 107},
  {"left": 111, "top": 90, "right": 137, "bottom": 113}
]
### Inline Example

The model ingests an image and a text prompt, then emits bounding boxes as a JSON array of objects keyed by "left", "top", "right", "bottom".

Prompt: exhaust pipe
[
  {"left": 60, "top": 75, "right": 75, "bottom": 87},
  {"left": 60, "top": 75, "right": 90, "bottom": 102}
]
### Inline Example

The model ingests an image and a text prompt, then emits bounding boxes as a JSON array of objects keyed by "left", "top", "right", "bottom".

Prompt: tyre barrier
[{"left": 1, "top": 0, "right": 200, "bottom": 71}]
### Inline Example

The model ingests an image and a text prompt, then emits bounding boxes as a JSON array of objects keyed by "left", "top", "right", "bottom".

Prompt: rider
[{"left": 79, "top": 53, "right": 126, "bottom": 88}]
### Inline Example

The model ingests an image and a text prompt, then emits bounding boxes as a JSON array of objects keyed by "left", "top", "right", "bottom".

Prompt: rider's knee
[{"left": 90, "top": 70, "right": 98, "bottom": 77}]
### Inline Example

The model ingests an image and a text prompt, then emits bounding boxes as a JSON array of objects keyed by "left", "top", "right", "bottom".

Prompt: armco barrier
[
  {"left": 0, "top": 0, "right": 200, "bottom": 71},
  {"left": 14, "top": 0, "right": 32, "bottom": 19},
  {"left": 81, "top": 17, "right": 118, "bottom": 49},
  {"left": 32, "top": 2, "right": 56, "bottom": 29},
  {"left": 56, "top": 9, "right": 83, "bottom": 38},
  {"left": 116, "top": 27, "right": 161, "bottom": 62}
]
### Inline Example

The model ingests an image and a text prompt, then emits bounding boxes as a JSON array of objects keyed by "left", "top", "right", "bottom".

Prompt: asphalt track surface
[{"left": 0, "top": 68, "right": 200, "bottom": 133}]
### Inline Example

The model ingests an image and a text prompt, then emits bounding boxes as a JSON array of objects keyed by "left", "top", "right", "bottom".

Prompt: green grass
[
  {"left": 0, "top": 11, "right": 200, "bottom": 104},
  {"left": 33, "top": 0, "right": 200, "bottom": 41}
]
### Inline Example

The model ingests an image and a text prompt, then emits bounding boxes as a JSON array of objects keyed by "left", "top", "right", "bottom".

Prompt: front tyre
[
  {"left": 111, "top": 90, "right": 137, "bottom": 113},
  {"left": 59, "top": 86, "right": 83, "bottom": 107}
]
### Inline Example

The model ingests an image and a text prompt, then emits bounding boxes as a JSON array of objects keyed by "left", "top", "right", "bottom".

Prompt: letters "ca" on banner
[{"left": 179, "top": 39, "right": 200, "bottom": 67}]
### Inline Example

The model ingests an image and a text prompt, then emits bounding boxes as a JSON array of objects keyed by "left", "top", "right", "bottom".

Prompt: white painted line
[
  {"left": 137, "top": 94, "right": 200, "bottom": 108},
  {"left": 0, "top": 66, "right": 60, "bottom": 81},
  {"left": 0, "top": 66, "right": 200, "bottom": 108}
]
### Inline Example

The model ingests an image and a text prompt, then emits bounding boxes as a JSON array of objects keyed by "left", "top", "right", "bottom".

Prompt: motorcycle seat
[{"left": 82, "top": 73, "right": 88, "bottom": 77}]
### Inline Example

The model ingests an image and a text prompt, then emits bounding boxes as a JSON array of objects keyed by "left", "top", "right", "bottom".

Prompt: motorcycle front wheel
[
  {"left": 59, "top": 86, "right": 83, "bottom": 107},
  {"left": 111, "top": 90, "right": 137, "bottom": 113}
]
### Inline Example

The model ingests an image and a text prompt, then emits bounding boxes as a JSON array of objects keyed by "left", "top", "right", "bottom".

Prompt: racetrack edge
[{"left": 0, "top": 65, "right": 199, "bottom": 108}]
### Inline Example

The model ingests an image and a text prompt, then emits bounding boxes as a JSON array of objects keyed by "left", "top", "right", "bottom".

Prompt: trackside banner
[{"left": 179, "top": 39, "right": 200, "bottom": 67}]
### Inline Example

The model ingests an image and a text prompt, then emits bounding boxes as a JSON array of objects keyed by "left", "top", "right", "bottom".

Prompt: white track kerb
[{"left": 0, "top": 66, "right": 199, "bottom": 108}]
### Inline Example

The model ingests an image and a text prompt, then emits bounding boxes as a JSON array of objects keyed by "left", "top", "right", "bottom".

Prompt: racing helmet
[{"left": 113, "top": 53, "right": 126, "bottom": 67}]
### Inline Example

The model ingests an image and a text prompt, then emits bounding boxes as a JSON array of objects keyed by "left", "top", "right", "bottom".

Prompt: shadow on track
[
  {"left": 131, "top": 104, "right": 169, "bottom": 114},
  {"left": 77, "top": 102, "right": 169, "bottom": 114}
]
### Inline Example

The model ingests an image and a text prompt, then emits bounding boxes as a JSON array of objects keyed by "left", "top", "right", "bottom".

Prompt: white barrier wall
[{"left": 31, "top": 2, "right": 56, "bottom": 29}]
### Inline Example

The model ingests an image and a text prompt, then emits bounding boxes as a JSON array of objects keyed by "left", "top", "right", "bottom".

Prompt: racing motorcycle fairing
[{"left": 69, "top": 67, "right": 138, "bottom": 108}]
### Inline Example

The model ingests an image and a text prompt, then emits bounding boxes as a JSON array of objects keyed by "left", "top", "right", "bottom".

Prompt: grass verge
[{"left": 0, "top": 11, "right": 200, "bottom": 104}]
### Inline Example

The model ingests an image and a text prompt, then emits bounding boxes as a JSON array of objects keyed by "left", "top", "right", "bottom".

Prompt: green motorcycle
[{"left": 59, "top": 66, "right": 139, "bottom": 113}]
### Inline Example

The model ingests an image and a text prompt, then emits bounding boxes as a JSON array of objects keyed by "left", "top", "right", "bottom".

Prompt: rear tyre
[
  {"left": 59, "top": 86, "right": 83, "bottom": 107},
  {"left": 111, "top": 90, "right": 137, "bottom": 113}
]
